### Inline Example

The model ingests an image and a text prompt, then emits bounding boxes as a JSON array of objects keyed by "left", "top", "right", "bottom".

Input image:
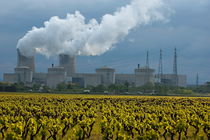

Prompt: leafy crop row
[{"left": 0, "top": 94, "right": 209, "bottom": 139}]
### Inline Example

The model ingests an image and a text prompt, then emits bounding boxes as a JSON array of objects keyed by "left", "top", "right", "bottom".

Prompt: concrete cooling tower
[
  {"left": 17, "top": 49, "right": 35, "bottom": 72},
  {"left": 59, "top": 54, "right": 76, "bottom": 77}
]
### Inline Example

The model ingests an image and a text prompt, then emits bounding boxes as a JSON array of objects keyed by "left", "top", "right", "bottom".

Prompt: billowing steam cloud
[{"left": 17, "top": 0, "right": 171, "bottom": 57}]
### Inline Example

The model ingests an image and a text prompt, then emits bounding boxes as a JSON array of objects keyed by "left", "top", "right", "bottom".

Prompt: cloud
[{"left": 17, "top": 0, "right": 171, "bottom": 57}]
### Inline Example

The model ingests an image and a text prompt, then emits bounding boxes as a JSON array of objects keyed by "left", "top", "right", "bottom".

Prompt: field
[{"left": 0, "top": 93, "right": 209, "bottom": 140}]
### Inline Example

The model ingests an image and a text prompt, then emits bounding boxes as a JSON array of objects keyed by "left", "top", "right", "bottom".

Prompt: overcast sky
[{"left": 0, "top": 0, "right": 210, "bottom": 84}]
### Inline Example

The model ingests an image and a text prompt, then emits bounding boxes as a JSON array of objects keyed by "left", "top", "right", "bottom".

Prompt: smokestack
[
  {"left": 17, "top": 49, "right": 35, "bottom": 72},
  {"left": 59, "top": 54, "right": 76, "bottom": 77}
]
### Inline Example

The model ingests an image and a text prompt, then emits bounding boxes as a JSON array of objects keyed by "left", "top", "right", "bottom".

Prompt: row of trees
[
  {"left": 0, "top": 82, "right": 50, "bottom": 93},
  {"left": 36, "top": 82, "right": 195, "bottom": 95},
  {"left": 1, "top": 81, "right": 210, "bottom": 95}
]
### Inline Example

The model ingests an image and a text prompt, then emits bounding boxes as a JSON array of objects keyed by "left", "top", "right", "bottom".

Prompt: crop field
[{"left": 0, "top": 93, "right": 209, "bottom": 140}]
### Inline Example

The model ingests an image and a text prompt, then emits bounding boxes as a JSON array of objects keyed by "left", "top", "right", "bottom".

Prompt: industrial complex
[{"left": 3, "top": 49, "right": 187, "bottom": 88}]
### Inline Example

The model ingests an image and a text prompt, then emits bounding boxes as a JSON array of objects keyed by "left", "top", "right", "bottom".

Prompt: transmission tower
[
  {"left": 146, "top": 51, "right": 149, "bottom": 68},
  {"left": 144, "top": 51, "right": 150, "bottom": 84},
  {"left": 158, "top": 49, "right": 163, "bottom": 83},
  {"left": 196, "top": 73, "right": 199, "bottom": 88},
  {"left": 173, "top": 48, "right": 178, "bottom": 87}
]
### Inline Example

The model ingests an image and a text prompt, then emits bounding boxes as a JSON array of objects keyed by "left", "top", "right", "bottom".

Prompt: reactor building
[{"left": 3, "top": 49, "right": 187, "bottom": 88}]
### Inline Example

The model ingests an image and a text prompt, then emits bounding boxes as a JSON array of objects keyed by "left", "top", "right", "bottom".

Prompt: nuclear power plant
[
  {"left": 3, "top": 49, "right": 187, "bottom": 88},
  {"left": 4, "top": 0, "right": 177, "bottom": 89}
]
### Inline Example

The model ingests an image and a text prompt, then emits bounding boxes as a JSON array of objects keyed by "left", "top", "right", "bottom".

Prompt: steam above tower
[{"left": 16, "top": 0, "right": 171, "bottom": 58}]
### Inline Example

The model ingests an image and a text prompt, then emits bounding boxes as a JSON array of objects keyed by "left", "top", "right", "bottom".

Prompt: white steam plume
[{"left": 17, "top": 0, "right": 171, "bottom": 57}]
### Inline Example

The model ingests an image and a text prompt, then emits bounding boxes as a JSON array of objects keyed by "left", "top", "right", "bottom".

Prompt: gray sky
[{"left": 0, "top": 0, "right": 210, "bottom": 84}]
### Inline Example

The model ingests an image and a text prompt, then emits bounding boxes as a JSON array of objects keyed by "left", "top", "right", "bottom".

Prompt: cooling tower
[
  {"left": 17, "top": 49, "right": 35, "bottom": 72},
  {"left": 59, "top": 54, "right": 76, "bottom": 77}
]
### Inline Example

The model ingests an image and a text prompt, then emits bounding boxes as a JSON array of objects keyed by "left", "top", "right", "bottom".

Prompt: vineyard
[{"left": 0, "top": 93, "right": 209, "bottom": 140}]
